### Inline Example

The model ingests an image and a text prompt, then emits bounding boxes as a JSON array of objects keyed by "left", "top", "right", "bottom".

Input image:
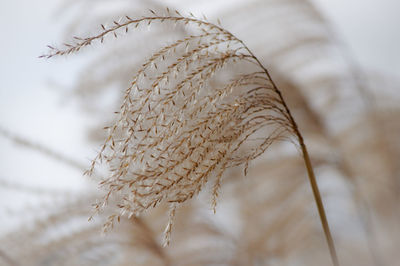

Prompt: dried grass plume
[{"left": 43, "top": 8, "right": 339, "bottom": 265}]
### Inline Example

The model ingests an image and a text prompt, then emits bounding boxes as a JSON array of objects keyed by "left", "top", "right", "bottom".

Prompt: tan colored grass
[{"left": 43, "top": 9, "right": 338, "bottom": 265}]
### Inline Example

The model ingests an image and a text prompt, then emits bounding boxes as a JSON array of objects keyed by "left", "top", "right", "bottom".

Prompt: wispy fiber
[{"left": 43, "top": 9, "right": 339, "bottom": 264}]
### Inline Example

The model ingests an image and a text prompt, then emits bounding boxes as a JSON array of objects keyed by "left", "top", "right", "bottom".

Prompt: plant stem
[
  {"left": 298, "top": 136, "right": 339, "bottom": 266},
  {"left": 190, "top": 24, "right": 340, "bottom": 266},
  {"left": 243, "top": 48, "right": 340, "bottom": 266}
]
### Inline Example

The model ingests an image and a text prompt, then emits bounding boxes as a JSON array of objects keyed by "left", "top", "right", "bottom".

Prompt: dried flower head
[
  {"left": 43, "top": 10, "right": 338, "bottom": 263},
  {"left": 63, "top": 12, "right": 293, "bottom": 242}
]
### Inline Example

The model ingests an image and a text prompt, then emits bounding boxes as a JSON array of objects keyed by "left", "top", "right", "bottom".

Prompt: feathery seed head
[{"left": 44, "top": 13, "right": 296, "bottom": 244}]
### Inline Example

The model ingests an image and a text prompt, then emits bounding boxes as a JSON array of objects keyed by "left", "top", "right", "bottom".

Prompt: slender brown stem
[
  {"left": 299, "top": 138, "right": 339, "bottom": 266},
  {"left": 240, "top": 43, "right": 340, "bottom": 266}
]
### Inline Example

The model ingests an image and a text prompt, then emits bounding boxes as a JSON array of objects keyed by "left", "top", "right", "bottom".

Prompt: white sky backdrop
[{"left": 0, "top": 0, "right": 399, "bottom": 203}]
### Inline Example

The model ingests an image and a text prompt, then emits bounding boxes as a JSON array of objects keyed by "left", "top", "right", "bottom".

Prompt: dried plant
[
  {"left": 43, "top": 9, "right": 339, "bottom": 265},
  {"left": 2, "top": 1, "right": 398, "bottom": 265}
]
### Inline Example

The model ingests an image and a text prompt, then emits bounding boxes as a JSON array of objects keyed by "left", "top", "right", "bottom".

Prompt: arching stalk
[
  {"left": 242, "top": 42, "right": 339, "bottom": 266},
  {"left": 299, "top": 138, "right": 339, "bottom": 266}
]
